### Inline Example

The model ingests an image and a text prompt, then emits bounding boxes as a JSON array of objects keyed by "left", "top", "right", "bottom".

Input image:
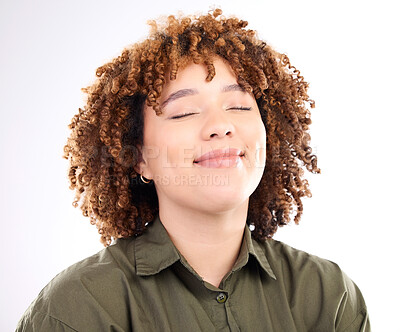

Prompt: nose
[{"left": 201, "top": 109, "right": 235, "bottom": 140}]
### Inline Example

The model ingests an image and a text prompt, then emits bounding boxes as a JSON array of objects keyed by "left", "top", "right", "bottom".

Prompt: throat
[{"left": 172, "top": 231, "right": 244, "bottom": 288}]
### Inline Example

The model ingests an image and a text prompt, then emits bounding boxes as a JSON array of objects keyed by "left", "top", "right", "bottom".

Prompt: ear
[{"left": 134, "top": 144, "right": 153, "bottom": 180}]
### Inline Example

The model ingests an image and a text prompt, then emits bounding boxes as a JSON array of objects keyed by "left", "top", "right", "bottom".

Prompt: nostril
[{"left": 209, "top": 130, "right": 232, "bottom": 138}]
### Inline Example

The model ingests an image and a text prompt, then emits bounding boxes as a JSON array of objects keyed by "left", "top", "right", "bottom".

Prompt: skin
[{"left": 136, "top": 57, "right": 267, "bottom": 287}]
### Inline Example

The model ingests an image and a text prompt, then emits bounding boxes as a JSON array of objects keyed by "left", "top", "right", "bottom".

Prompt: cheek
[
  {"left": 146, "top": 126, "right": 197, "bottom": 169},
  {"left": 245, "top": 119, "right": 266, "bottom": 166}
]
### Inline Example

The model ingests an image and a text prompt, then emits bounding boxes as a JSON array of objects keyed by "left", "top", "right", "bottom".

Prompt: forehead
[{"left": 162, "top": 58, "right": 238, "bottom": 93}]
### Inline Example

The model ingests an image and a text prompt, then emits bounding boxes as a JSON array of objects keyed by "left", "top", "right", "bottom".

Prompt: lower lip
[{"left": 194, "top": 155, "right": 243, "bottom": 168}]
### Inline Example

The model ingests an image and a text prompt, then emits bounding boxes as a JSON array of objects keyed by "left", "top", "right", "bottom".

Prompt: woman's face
[{"left": 138, "top": 58, "right": 266, "bottom": 214}]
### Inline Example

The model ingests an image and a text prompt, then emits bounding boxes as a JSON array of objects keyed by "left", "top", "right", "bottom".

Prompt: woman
[{"left": 17, "top": 9, "right": 370, "bottom": 331}]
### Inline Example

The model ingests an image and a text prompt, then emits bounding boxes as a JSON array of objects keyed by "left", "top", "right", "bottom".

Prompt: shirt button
[{"left": 216, "top": 292, "right": 227, "bottom": 303}]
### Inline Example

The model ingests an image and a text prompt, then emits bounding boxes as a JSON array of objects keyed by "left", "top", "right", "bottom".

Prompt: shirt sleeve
[
  {"left": 16, "top": 310, "right": 77, "bottom": 332},
  {"left": 335, "top": 272, "right": 371, "bottom": 332},
  {"left": 341, "top": 308, "right": 370, "bottom": 332}
]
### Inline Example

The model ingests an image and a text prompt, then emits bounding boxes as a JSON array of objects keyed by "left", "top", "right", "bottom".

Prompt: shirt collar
[
  {"left": 135, "top": 215, "right": 181, "bottom": 276},
  {"left": 134, "top": 214, "right": 276, "bottom": 280},
  {"left": 237, "top": 225, "right": 277, "bottom": 280}
]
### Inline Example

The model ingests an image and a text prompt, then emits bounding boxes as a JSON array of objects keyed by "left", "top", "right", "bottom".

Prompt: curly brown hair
[{"left": 62, "top": 8, "right": 320, "bottom": 246}]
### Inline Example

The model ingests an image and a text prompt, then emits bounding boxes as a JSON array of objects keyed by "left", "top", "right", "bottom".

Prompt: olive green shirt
[{"left": 17, "top": 215, "right": 370, "bottom": 331}]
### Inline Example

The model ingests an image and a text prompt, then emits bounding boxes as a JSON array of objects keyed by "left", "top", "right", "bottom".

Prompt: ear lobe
[
  {"left": 133, "top": 144, "right": 144, "bottom": 174},
  {"left": 133, "top": 144, "right": 152, "bottom": 179}
]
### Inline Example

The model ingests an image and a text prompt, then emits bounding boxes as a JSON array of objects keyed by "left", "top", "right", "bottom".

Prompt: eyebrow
[
  {"left": 161, "top": 89, "right": 198, "bottom": 109},
  {"left": 222, "top": 84, "right": 246, "bottom": 93},
  {"left": 160, "top": 84, "right": 246, "bottom": 110}
]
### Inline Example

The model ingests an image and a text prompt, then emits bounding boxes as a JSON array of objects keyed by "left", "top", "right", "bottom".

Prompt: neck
[{"left": 158, "top": 198, "right": 249, "bottom": 288}]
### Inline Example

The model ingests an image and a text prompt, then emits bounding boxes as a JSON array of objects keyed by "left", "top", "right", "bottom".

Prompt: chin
[{"left": 195, "top": 186, "right": 249, "bottom": 209}]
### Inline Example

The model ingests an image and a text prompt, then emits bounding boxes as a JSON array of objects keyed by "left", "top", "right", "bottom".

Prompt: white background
[{"left": 1, "top": 0, "right": 399, "bottom": 330}]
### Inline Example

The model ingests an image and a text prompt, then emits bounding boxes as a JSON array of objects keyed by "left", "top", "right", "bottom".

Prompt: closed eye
[
  {"left": 227, "top": 106, "right": 252, "bottom": 111},
  {"left": 170, "top": 112, "right": 197, "bottom": 119},
  {"left": 170, "top": 106, "right": 251, "bottom": 119}
]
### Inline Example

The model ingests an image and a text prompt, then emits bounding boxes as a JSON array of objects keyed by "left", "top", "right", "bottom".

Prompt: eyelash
[
  {"left": 170, "top": 106, "right": 252, "bottom": 119},
  {"left": 170, "top": 112, "right": 197, "bottom": 119},
  {"left": 230, "top": 106, "right": 251, "bottom": 111}
]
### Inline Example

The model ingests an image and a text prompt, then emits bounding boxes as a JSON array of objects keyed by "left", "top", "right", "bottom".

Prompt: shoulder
[
  {"left": 262, "top": 238, "right": 343, "bottom": 278},
  {"left": 255, "top": 238, "right": 370, "bottom": 331},
  {"left": 16, "top": 238, "right": 136, "bottom": 331}
]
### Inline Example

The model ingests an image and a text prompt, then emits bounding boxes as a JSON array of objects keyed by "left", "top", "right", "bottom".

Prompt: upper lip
[{"left": 194, "top": 148, "right": 244, "bottom": 163}]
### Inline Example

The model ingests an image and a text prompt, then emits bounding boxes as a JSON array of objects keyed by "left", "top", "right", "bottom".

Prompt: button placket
[{"left": 216, "top": 292, "right": 227, "bottom": 303}]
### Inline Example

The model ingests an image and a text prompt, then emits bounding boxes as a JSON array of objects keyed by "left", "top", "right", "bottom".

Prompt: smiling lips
[{"left": 193, "top": 148, "right": 244, "bottom": 168}]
